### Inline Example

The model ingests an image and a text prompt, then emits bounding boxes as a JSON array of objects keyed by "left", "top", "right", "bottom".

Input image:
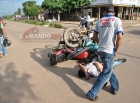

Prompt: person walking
[
  {"left": 0, "top": 22, "right": 8, "bottom": 57},
  {"left": 86, "top": 6, "right": 124, "bottom": 101}
]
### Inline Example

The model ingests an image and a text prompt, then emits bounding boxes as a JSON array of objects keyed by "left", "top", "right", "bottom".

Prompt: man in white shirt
[
  {"left": 84, "top": 13, "right": 90, "bottom": 30},
  {"left": 86, "top": 6, "right": 123, "bottom": 101},
  {"left": 78, "top": 58, "right": 126, "bottom": 79}
]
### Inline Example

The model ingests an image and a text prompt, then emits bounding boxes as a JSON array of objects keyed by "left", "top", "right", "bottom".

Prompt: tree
[
  {"left": 22, "top": 1, "right": 38, "bottom": 19},
  {"left": 17, "top": 8, "right": 22, "bottom": 15},
  {"left": 22, "top": 1, "right": 36, "bottom": 8},
  {"left": 28, "top": 6, "right": 38, "bottom": 16},
  {"left": 14, "top": 12, "right": 17, "bottom": 16},
  {"left": 37, "top": 5, "right": 45, "bottom": 14},
  {"left": 41, "top": 0, "right": 64, "bottom": 21},
  {"left": 41, "top": 0, "right": 90, "bottom": 20},
  {"left": 62, "top": 0, "right": 89, "bottom": 12},
  {"left": 42, "top": 0, "right": 63, "bottom": 10}
]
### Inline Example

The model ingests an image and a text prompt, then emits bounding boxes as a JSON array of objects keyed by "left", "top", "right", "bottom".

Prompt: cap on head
[
  {"left": 105, "top": 6, "right": 114, "bottom": 13},
  {"left": 86, "top": 12, "right": 89, "bottom": 15}
]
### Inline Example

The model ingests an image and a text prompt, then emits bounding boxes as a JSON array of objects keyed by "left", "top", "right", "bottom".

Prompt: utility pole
[
  {"left": 131, "top": 4, "right": 135, "bottom": 26},
  {"left": 57, "top": 0, "right": 60, "bottom": 21}
]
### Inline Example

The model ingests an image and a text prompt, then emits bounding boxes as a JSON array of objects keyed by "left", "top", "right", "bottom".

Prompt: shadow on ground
[
  {"left": 0, "top": 63, "right": 37, "bottom": 103},
  {"left": 30, "top": 45, "right": 118, "bottom": 98},
  {"left": 30, "top": 45, "right": 98, "bottom": 98}
]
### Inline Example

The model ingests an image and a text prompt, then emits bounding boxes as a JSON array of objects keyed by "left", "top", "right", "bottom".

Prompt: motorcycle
[
  {"left": 48, "top": 27, "right": 98, "bottom": 66},
  {"left": 79, "top": 16, "right": 94, "bottom": 31}
]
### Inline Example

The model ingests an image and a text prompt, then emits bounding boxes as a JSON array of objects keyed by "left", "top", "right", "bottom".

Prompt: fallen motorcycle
[{"left": 48, "top": 27, "right": 98, "bottom": 66}]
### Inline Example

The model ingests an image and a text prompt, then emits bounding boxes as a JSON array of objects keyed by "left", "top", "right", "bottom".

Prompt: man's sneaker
[
  {"left": 103, "top": 82, "right": 108, "bottom": 87},
  {"left": 0, "top": 53, "right": 3, "bottom": 58},
  {"left": 111, "top": 90, "right": 117, "bottom": 95},
  {"left": 86, "top": 94, "right": 98, "bottom": 101},
  {"left": 118, "top": 58, "right": 126, "bottom": 63}
]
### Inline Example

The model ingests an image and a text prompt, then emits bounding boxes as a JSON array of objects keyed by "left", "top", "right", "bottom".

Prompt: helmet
[
  {"left": 3, "top": 39, "right": 12, "bottom": 46},
  {"left": 86, "top": 12, "right": 89, "bottom": 15},
  {"left": 6, "top": 40, "right": 12, "bottom": 46}
]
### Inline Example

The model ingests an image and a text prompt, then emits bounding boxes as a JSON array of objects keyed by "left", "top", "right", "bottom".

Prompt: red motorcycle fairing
[
  {"left": 76, "top": 51, "right": 89, "bottom": 60},
  {"left": 53, "top": 48, "right": 74, "bottom": 56},
  {"left": 54, "top": 49, "right": 66, "bottom": 56}
]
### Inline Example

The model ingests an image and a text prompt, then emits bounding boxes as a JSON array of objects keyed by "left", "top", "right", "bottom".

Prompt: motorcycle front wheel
[{"left": 63, "top": 27, "right": 81, "bottom": 47}]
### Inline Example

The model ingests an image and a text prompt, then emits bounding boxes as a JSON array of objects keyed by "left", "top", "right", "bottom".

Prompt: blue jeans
[
  {"left": 87, "top": 52, "right": 119, "bottom": 98},
  {"left": 85, "top": 21, "right": 90, "bottom": 30},
  {"left": 113, "top": 60, "right": 122, "bottom": 67},
  {"left": 0, "top": 35, "right": 7, "bottom": 55}
]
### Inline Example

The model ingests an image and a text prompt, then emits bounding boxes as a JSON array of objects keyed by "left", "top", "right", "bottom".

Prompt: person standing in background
[{"left": 84, "top": 13, "right": 91, "bottom": 30}]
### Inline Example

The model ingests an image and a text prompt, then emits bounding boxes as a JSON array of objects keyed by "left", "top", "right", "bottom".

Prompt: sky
[{"left": 0, "top": 0, "right": 44, "bottom": 17}]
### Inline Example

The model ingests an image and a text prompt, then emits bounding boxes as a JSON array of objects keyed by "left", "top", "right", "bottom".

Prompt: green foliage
[
  {"left": 21, "top": 20, "right": 50, "bottom": 26},
  {"left": 54, "top": 23, "right": 63, "bottom": 28},
  {"left": 2, "top": 15, "right": 14, "bottom": 20},
  {"left": 14, "top": 12, "right": 17, "bottom": 16},
  {"left": 41, "top": 0, "right": 90, "bottom": 12},
  {"left": 37, "top": 5, "right": 45, "bottom": 14},
  {"left": 41, "top": 22, "right": 49, "bottom": 25},
  {"left": 35, "top": 21, "right": 43, "bottom": 25},
  {"left": 12, "top": 17, "right": 62, "bottom": 28},
  {"left": 22, "top": 1, "right": 38, "bottom": 16},
  {"left": 49, "top": 23, "right": 54, "bottom": 27},
  {"left": 24, "top": 20, "right": 30, "bottom": 23},
  {"left": 22, "top": 1, "right": 36, "bottom": 7},
  {"left": 28, "top": 6, "right": 38, "bottom": 16},
  {"left": 42, "top": 0, "right": 63, "bottom": 11},
  {"left": 49, "top": 23, "right": 63, "bottom": 28},
  {"left": 16, "top": 20, "right": 20, "bottom": 22},
  {"left": 17, "top": 8, "right": 22, "bottom": 15}
]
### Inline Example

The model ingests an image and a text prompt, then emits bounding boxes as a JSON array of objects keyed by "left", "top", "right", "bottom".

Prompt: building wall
[{"left": 91, "top": 0, "right": 140, "bottom": 7}]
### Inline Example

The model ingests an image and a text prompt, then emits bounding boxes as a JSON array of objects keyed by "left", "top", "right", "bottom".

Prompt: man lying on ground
[{"left": 78, "top": 58, "right": 126, "bottom": 79}]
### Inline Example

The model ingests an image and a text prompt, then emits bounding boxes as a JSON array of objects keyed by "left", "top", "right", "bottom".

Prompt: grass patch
[
  {"left": 21, "top": 20, "right": 50, "bottom": 26},
  {"left": 49, "top": 23, "right": 63, "bottom": 28},
  {"left": 12, "top": 19, "right": 63, "bottom": 28}
]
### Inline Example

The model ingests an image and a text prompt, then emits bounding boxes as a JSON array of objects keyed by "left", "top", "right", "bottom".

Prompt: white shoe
[{"left": 4, "top": 54, "right": 7, "bottom": 56}]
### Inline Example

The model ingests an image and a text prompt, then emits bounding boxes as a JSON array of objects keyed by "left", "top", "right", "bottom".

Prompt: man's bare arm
[
  {"left": 94, "top": 62, "right": 103, "bottom": 72},
  {"left": 2, "top": 28, "right": 8, "bottom": 39},
  {"left": 115, "top": 33, "right": 122, "bottom": 56},
  {"left": 93, "top": 32, "right": 99, "bottom": 44}
]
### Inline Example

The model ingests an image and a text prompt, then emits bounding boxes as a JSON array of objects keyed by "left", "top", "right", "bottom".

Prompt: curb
[{"left": 133, "top": 24, "right": 140, "bottom": 26}]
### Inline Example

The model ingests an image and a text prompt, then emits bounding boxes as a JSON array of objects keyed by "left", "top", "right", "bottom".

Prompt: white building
[{"left": 84, "top": 0, "right": 140, "bottom": 20}]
